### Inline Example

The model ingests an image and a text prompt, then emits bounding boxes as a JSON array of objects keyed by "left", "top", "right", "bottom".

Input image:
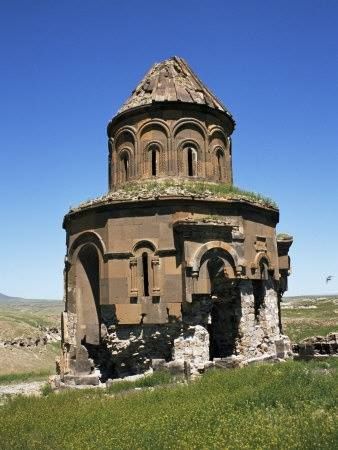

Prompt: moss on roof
[{"left": 68, "top": 179, "right": 278, "bottom": 214}]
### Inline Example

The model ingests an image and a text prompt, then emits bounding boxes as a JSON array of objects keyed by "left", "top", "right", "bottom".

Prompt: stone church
[{"left": 59, "top": 57, "right": 293, "bottom": 384}]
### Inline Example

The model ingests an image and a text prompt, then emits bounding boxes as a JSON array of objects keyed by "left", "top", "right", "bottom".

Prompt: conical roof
[{"left": 117, "top": 56, "right": 233, "bottom": 119}]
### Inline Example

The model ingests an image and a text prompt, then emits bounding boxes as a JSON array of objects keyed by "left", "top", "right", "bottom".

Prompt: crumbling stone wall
[
  {"left": 293, "top": 333, "right": 338, "bottom": 359},
  {"left": 237, "top": 280, "right": 280, "bottom": 358},
  {"left": 102, "top": 323, "right": 182, "bottom": 378}
]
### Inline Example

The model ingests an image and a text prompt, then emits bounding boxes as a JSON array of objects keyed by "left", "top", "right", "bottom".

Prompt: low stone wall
[
  {"left": 0, "top": 327, "right": 61, "bottom": 348},
  {"left": 293, "top": 333, "right": 338, "bottom": 359}
]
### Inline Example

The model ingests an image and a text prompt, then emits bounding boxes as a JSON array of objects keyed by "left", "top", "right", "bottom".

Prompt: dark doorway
[
  {"left": 207, "top": 257, "right": 241, "bottom": 359},
  {"left": 76, "top": 244, "right": 100, "bottom": 346}
]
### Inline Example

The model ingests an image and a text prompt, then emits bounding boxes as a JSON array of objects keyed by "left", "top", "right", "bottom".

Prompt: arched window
[
  {"left": 216, "top": 148, "right": 225, "bottom": 181},
  {"left": 142, "top": 252, "right": 149, "bottom": 296},
  {"left": 151, "top": 150, "right": 157, "bottom": 176},
  {"left": 147, "top": 145, "right": 160, "bottom": 177},
  {"left": 130, "top": 241, "right": 161, "bottom": 298},
  {"left": 120, "top": 152, "right": 129, "bottom": 182},
  {"left": 185, "top": 146, "right": 197, "bottom": 177},
  {"left": 149, "top": 147, "right": 160, "bottom": 177}
]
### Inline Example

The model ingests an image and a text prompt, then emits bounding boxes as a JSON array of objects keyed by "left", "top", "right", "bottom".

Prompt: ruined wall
[{"left": 60, "top": 198, "right": 291, "bottom": 383}]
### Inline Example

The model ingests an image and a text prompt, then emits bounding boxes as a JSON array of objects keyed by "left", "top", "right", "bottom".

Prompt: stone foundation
[{"left": 59, "top": 280, "right": 291, "bottom": 384}]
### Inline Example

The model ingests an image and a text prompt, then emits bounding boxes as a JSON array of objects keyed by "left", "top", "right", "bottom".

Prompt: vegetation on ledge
[
  {"left": 70, "top": 179, "right": 278, "bottom": 212},
  {"left": 277, "top": 232, "right": 293, "bottom": 240}
]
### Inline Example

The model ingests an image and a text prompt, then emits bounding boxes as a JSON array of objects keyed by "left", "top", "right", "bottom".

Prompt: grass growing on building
[
  {"left": 1, "top": 359, "right": 337, "bottom": 450},
  {"left": 122, "top": 179, "right": 278, "bottom": 208},
  {"left": 72, "top": 179, "right": 278, "bottom": 212}
]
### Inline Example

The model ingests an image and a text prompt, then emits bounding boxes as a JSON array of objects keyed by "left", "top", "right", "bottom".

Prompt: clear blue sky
[{"left": 1, "top": 1, "right": 337, "bottom": 299}]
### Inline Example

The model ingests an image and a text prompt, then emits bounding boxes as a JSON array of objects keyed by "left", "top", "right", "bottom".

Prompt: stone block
[
  {"left": 275, "top": 338, "right": 287, "bottom": 358},
  {"left": 152, "top": 359, "right": 167, "bottom": 371},
  {"left": 141, "top": 303, "right": 168, "bottom": 324},
  {"left": 167, "top": 303, "right": 182, "bottom": 321},
  {"left": 75, "top": 345, "right": 94, "bottom": 374},
  {"left": 167, "top": 359, "right": 185, "bottom": 375},
  {"left": 116, "top": 304, "right": 142, "bottom": 324},
  {"left": 74, "top": 374, "right": 100, "bottom": 386}
]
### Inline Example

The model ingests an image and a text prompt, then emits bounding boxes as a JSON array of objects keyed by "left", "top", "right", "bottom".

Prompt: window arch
[{"left": 129, "top": 241, "right": 160, "bottom": 298}]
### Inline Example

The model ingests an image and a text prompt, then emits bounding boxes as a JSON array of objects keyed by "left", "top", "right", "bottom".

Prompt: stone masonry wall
[
  {"left": 237, "top": 280, "right": 280, "bottom": 358},
  {"left": 59, "top": 280, "right": 289, "bottom": 382}
]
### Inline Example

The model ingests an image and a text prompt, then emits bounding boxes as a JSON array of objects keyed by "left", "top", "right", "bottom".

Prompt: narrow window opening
[
  {"left": 217, "top": 150, "right": 222, "bottom": 180},
  {"left": 142, "top": 252, "right": 149, "bottom": 297},
  {"left": 151, "top": 149, "right": 157, "bottom": 176},
  {"left": 122, "top": 154, "right": 129, "bottom": 181},
  {"left": 187, "top": 148, "right": 194, "bottom": 176}
]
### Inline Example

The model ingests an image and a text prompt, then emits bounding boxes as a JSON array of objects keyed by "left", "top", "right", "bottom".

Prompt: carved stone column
[
  {"left": 151, "top": 257, "right": 160, "bottom": 295},
  {"left": 129, "top": 257, "right": 138, "bottom": 296}
]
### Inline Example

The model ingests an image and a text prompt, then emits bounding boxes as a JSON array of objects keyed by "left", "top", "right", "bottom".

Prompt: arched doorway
[
  {"left": 206, "top": 255, "right": 240, "bottom": 359},
  {"left": 191, "top": 247, "right": 241, "bottom": 360},
  {"left": 76, "top": 244, "right": 101, "bottom": 347}
]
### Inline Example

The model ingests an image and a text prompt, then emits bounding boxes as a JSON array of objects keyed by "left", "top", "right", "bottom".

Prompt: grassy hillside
[
  {"left": 282, "top": 295, "right": 338, "bottom": 341},
  {"left": 0, "top": 300, "right": 62, "bottom": 377},
  {"left": 1, "top": 359, "right": 337, "bottom": 449}
]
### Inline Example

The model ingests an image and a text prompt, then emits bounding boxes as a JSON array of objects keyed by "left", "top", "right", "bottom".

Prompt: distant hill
[
  {"left": 0, "top": 292, "right": 61, "bottom": 303},
  {"left": 0, "top": 292, "right": 24, "bottom": 302}
]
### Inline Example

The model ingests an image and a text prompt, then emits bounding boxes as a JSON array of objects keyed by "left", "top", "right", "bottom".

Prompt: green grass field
[
  {"left": 1, "top": 359, "right": 337, "bottom": 450},
  {"left": 282, "top": 296, "right": 338, "bottom": 341}
]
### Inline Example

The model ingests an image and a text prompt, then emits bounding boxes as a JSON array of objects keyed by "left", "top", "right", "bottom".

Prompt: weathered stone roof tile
[{"left": 117, "top": 56, "right": 233, "bottom": 117}]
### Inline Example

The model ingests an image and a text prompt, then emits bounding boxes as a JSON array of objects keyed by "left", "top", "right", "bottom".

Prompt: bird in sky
[{"left": 326, "top": 275, "right": 333, "bottom": 283}]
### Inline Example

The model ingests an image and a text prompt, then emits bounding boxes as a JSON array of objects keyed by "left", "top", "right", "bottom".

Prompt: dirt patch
[{"left": 0, "top": 381, "right": 44, "bottom": 398}]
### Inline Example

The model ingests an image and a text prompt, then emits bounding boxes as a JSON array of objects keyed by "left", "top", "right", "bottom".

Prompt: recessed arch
[
  {"left": 179, "top": 139, "right": 202, "bottom": 155},
  {"left": 173, "top": 118, "right": 207, "bottom": 140},
  {"left": 130, "top": 240, "right": 159, "bottom": 298},
  {"left": 208, "top": 126, "right": 228, "bottom": 144},
  {"left": 138, "top": 119, "right": 170, "bottom": 139},
  {"left": 144, "top": 140, "right": 164, "bottom": 154},
  {"left": 114, "top": 126, "right": 137, "bottom": 144},
  {"left": 75, "top": 243, "right": 101, "bottom": 346},
  {"left": 189, "top": 241, "right": 244, "bottom": 273},
  {"left": 132, "top": 239, "right": 157, "bottom": 255},
  {"left": 69, "top": 231, "right": 106, "bottom": 260},
  {"left": 118, "top": 148, "right": 133, "bottom": 182},
  {"left": 144, "top": 141, "right": 164, "bottom": 177},
  {"left": 252, "top": 252, "right": 273, "bottom": 271}
]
